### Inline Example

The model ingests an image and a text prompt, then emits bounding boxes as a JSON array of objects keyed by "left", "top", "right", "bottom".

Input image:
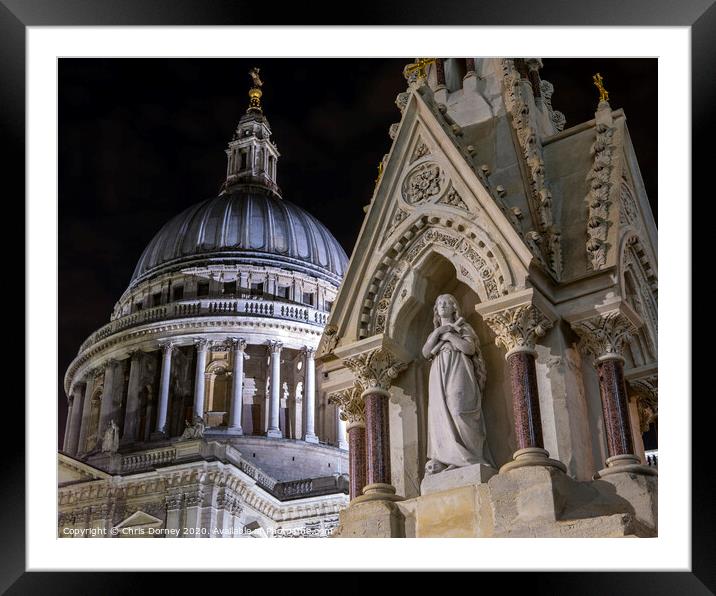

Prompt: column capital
[
  {"left": 481, "top": 304, "right": 553, "bottom": 357},
  {"left": 570, "top": 311, "right": 639, "bottom": 361},
  {"left": 194, "top": 338, "right": 210, "bottom": 352},
  {"left": 342, "top": 346, "right": 407, "bottom": 394},
  {"left": 267, "top": 340, "right": 283, "bottom": 354},
  {"left": 104, "top": 358, "right": 119, "bottom": 369},
  {"left": 628, "top": 374, "right": 658, "bottom": 433},
  {"left": 301, "top": 346, "right": 316, "bottom": 359},
  {"left": 328, "top": 383, "right": 365, "bottom": 428},
  {"left": 230, "top": 337, "right": 248, "bottom": 352},
  {"left": 159, "top": 341, "right": 177, "bottom": 353}
]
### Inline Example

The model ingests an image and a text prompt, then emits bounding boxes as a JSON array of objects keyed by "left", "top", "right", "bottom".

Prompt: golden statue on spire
[
  {"left": 403, "top": 58, "right": 436, "bottom": 82},
  {"left": 592, "top": 72, "right": 609, "bottom": 103},
  {"left": 248, "top": 67, "right": 263, "bottom": 113}
]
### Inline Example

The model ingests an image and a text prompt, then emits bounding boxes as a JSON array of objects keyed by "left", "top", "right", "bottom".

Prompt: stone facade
[{"left": 320, "top": 58, "right": 657, "bottom": 538}]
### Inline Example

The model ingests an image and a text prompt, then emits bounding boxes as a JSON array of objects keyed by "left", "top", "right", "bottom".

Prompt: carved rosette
[
  {"left": 328, "top": 383, "right": 365, "bottom": 427},
  {"left": 401, "top": 162, "right": 443, "bottom": 205},
  {"left": 482, "top": 304, "right": 553, "bottom": 355},
  {"left": 409, "top": 137, "right": 431, "bottom": 163},
  {"left": 629, "top": 375, "right": 658, "bottom": 432},
  {"left": 342, "top": 347, "right": 407, "bottom": 394},
  {"left": 571, "top": 312, "right": 638, "bottom": 360}
]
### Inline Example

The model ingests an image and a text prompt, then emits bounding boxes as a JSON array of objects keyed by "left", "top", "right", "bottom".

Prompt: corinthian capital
[
  {"left": 328, "top": 383, "right": 365, "bottom": 426},
  {"left": 570, "top": 311, "right": 638, "bottom": 360},
  {"left": 342, "top": 346, "right": 407, "bottom": 393},
  {"left": 482, "top": 304, "right": 553, "bottom": 355},
  {"left": 267, "top": 340, "right": 283, "bottom": 354}
]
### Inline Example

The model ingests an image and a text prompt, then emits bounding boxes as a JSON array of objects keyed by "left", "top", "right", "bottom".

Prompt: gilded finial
[
  {"left": 375, "top": 161, "right": 384, "bottom": 185},
  {"left": 248, "top": 67, "right": 263, "bottom": 113},
  {"left": 592, "top": 72, "right": 609, "bottom": 104},
  {"left": 404, "top": 58, "right": 437, "bottom": 82}
]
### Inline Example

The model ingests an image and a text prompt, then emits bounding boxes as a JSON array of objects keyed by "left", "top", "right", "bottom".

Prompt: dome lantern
[{"left": 221, "top": 67, "right": 281, "bottom": 197}]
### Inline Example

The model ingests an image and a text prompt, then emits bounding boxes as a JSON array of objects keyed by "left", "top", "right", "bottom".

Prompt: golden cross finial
[
  {"left": 404, "top": 58, "right": 437, "bottom": 81},
  {"left": 593, "top": 72, "right": 609, "bottom": 103}
]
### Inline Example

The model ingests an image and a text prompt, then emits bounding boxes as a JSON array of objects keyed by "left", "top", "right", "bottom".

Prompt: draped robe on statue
[{"left": 426, "top": 321, "right": 494, "bottom": 469}]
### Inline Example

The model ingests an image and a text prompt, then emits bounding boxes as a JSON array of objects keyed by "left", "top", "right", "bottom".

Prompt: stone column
[
  {"left": 482, "top": 303, "right": 566, "bottom": 473},
  {"left": 62, "top": 395, "right": 75, "bottom": 452},
  {"left": 343, "top": 346, "right": 407, "bottom": 502},
  {"left": 66, "top": 383, "right": 85, "bottom": 456},
  {"left": 571, "top": 311, "right": 657, "bottom": 478},
  {"left": 76, "top": 372, "right": 97, "bottom": 456},
  {"left": 121, "top": 350, "right": 142, "bottom": 445},
  {"left": 97, "top": 359, "right": 118, "bottom": 439},
  {"left": 329, "top": 384, "right": 366, "bottom": 501},
  {"left": 228, "top": 338, "right": 248, "bottom": 433},
  {"left": 337, "top": 409, "right": 349, "bottom": 450},
  {"left": 193, "top": 339, "right": 209, "bottom": 422},
  {"left": 266, "top": 341, "right": 283, "bottom": 438},
  {"left": 302, "top": 346, "right": 318, "bottom": 443},
  {"left": 155, "top": 342, "right": 175, "bottom": 435}
]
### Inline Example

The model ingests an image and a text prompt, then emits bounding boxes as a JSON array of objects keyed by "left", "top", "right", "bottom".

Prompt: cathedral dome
[{"left": 130, "top": 187, "right": 349, "bottom": 287}]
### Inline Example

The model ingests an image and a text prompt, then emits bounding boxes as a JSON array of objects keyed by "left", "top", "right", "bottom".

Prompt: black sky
[{"left": 58, "top": 58, "right": 657, "bottom": 440}]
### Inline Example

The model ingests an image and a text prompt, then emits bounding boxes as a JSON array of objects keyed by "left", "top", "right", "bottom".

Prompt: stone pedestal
[
  {"left": 420, "top": 463, "right": 497, "bottom": 496},
  {"left": 333, "top": 499, "right": 405, "bottom": 538}
]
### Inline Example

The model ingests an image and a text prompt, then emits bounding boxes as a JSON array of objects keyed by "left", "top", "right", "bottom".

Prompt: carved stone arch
[
  {"left": 618, "top": 232, "right": 657, "bottom": 362},
  {"left": 360, "top": 214, "right": 516, "bottom": 339},
  {"left": 206, "top": 359, "right": 229, "bottom": 375}
]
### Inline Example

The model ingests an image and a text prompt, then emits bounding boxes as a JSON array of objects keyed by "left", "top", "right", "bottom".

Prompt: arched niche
[{"left": 381, "top": 250, "right": 513, "bottom": 498}]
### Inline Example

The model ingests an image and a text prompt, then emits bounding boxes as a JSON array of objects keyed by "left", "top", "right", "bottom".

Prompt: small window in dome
[
  {"left": 325, "top": 300, "right": 334, "bottom": 312},
  {"left": 151, "top": 292, "right": 162, "bottom": 307},
  {"left": 277, "top": 285, "right": 290, "bottom": 300},
  {"left": 303, "top": 292, "right": 315, "bottom": 306},
  {"left": 172, "top": 285, "right": 184, "bottom": 301},
  {"left": 197, "top": 282, "right": 210, "bottom": 297},
  {"left": 135, "top": 301, "right": 143, "bottom": 312},
  {"left": 240, "top": 151, "right": 248, "bottom": 170},
  {"left": 223, "top": 281, "right": 237, "bottom": 295}
]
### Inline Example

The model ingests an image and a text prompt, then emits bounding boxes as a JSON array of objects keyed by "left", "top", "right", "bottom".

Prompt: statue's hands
[{"left": 435, "top": 325, "right": 453, "bottom": 336}]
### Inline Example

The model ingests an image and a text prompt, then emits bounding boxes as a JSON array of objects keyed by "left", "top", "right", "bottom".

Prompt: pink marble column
[
  {"left": 363, "top": 389, "right": 391, "bottom": 489},
  {"left": 597, "top": 356, "right": 635, "bottom": 458},
  {"left": 506, "top": 350, "right": 544, "bottom": 451},
  {"left": 570, "top": 310, "right": 657, "bottom": 478},
  {"left": 348, "top": 424, "right": 367, "bottom": 501}
]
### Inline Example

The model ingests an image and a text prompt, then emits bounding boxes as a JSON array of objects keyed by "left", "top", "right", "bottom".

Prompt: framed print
[{"left": 4, "top": 0, "right": 709, "bottom": 590}]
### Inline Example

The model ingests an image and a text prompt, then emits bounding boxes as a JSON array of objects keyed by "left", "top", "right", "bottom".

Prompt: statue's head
[{"left": 433, "top": 294, "right": 460, "bottom": 327}]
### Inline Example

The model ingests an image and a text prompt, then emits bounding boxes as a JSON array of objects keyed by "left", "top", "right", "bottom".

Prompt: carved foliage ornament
[
  {"left": 629, "top": 375, "right": 658, "bottom": 432},
  {"left": 328, "top": 383, "right": 365, "bottom": 425},
  {"left": 342, "top": 347, "right": 407, "bottom": 393},
  {"left": 482, "top": 304, "right": 553, "bottom": 353},
  {"left": 571, "top": 312, "right": 638, "bottom": 359},
  {"left": 585, "top": 114, "right": 617, "bottom": 270},
  {"left": 402, "top": 162, "right": 443, "bottom": 205},
  {"left": 501, "top": 58, "right": 562, "bottom": 279}
]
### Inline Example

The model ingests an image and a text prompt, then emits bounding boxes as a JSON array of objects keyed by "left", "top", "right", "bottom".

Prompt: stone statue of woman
[{"left": 421, "top": 294, "right": 495, "bottom": 474}]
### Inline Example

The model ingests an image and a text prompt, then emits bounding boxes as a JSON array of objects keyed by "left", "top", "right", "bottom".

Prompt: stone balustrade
[{"left": 79, "top": 297, "right": 329, "bottom": 353}]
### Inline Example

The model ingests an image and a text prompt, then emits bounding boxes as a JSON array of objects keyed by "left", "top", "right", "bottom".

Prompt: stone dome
[{"left": 130, "top": 187, "right": 349, "bottom": 287}]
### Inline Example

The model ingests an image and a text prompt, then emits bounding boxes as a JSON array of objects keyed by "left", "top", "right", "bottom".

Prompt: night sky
[{"left": 58, "top": 58, "right": 657, "bottom": 440}]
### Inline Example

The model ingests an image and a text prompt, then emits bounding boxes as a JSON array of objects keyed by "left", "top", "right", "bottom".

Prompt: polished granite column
[
  {"left": 328, "top": 383, "right": 367, "bottom": 501},
  {"left": 342, "top": 346, "right": 407, "bottom": 502},
  {"left": 571, "top": 311, "right": 657, "bottom": 478},
  {"left": 482, "top": 303, "right": 565, "bottom": 473}
]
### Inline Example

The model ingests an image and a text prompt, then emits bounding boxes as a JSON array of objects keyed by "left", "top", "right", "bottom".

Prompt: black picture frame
[{"left": 6, "top": 0, "right": 708, "bottom": 591}]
